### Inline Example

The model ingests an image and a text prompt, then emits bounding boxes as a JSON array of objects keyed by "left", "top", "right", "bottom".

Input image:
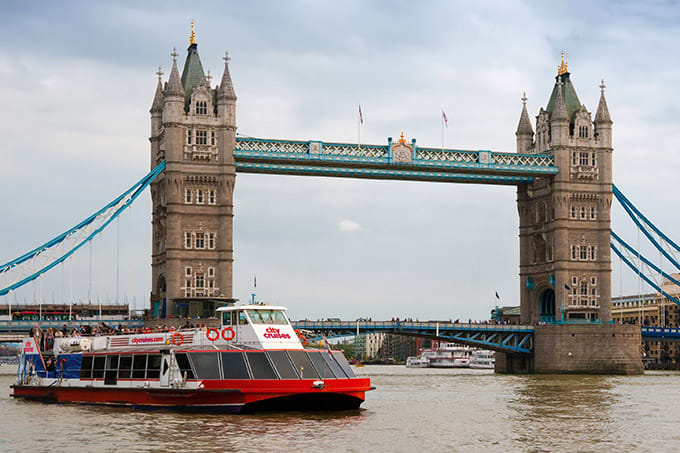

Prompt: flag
[
  {"left": 359, "top": 104, "right": 363, "bottom": 124},
  {"left": 495, "top": 292, "right": 500, "bottom": 300},
  {"left": 254, "top": 275, "right": 257, "bottom": 288},
  {"left": 442, "top": 109, "right": 448, "bottom": 127},
  {"left": 564, "top": 283, "right": 571, "bottom": 291}
]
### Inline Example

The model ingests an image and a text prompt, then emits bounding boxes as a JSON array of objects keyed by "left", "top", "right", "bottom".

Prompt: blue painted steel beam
[
  {"left": 235, "top": 162, "right": 537, "bottom": 185},
  {"left": 641, "top": 327, "right": 680, "bottom": 341}
]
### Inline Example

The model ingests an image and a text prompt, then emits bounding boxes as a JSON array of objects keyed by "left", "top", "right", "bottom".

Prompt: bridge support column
[
  {"left": 495, "top": 352, "right": 534, "bottom": 374},
  {"left": 532, "top": 324, "right": 642, "bottom": 374}
]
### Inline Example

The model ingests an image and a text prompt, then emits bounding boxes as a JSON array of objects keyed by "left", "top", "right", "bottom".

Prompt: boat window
[
  {"left": 331, "top": 351, "right": 356, "bottom": 378},
  {"left": 175, "top": 353, "right": 195, "bottom": 380},
  {"left": 93, "top": 356, "right": 106, "bottom": 379},
  {"left": 220, "top": 352, "right": 250, "bottom": 379},
  {"left": 287, "top": 350, "right": 320, "bottom": 379},
  {"left": 307, "top": 351, "right": 336, "bottom": 379},
  {"left": 246, "top": 351, "right": 278, "bottom": 379},
  {"left": 105, "top": 355, "right": 118, "bottom": 385},
  {"left": 80, "top": 355, "right": 93, "bottom": 379},
  {"left": 189, "top": 352, "right": 221, "bottom": 380},
  {"left": 132, "top": 354, "right": 147, "bottom": 379},
  {"left": 320, "top": 351, "right": 346, "bottom": 378},
  {"left": 222, "top": 311, "right": 231, "bottom": 326},
  {"left": 246, "top": 310, "right": 288, "bottom": 325},
  {"left": 147, "top": 354, "right": 162, "bottom": 379},
  {"left": 238, "top": 311, "right": 249, "bottom": 325},
  {"left": 267, "top": 351, "right": 299, "bottom": 379},
  {"left": 118, "top": 355, "right": 132, "bottom": 379}
]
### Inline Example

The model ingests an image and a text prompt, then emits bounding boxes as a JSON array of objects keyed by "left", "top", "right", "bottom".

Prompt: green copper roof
[
  {"left": 545, "top": 72, "right": 581, "bottom": 122},
  {"left": 181, "top": 43, "right": 206, "bottom": 108}
]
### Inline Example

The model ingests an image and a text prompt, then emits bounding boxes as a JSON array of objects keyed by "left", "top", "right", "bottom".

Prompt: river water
[{"left": 1, "top": 366, "right": 679, "bottom": 452}]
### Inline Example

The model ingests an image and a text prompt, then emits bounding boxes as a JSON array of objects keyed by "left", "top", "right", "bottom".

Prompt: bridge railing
[
  {"left": 293, "top": 320, "right": 534, "bottom": 332},
  {"left": 0, "top": 319, "right": 143, "bottom": 332}
]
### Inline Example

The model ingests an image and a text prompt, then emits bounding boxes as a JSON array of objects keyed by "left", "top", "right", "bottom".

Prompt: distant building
[
  {"left": 612, "top": 273, "right": 680, "bottom": 365},
  {"left": 376, "top": 335, "right": 426, "bottom": 362},
  {"left": 491, "top": 306, "right": 521, "bottom": 324},
  {"left": 354, "top": 333, "right": 386, "bottom": 359}
]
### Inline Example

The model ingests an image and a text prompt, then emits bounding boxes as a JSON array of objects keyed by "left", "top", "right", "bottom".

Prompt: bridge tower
[
  {"left": 149, "top": 25, "right": 237, "bottom": 317},
  {"left": 516, "top": 53, "right": 613, "bottom": 325}
]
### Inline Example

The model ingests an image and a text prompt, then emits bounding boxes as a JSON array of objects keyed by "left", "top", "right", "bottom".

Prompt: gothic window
[
  {"left": 196, "top": 190, "right": 204, "bottom": 204},
  {"left": 196, "top": 101, "right": 207, "bottom": 115},
  {"left": 580, "top": 207, "right": 586, "bottom": 220},
  {"left": 184, "top": 188, "right": 192, "bottom": 204},
  {"left": 208, "top": 267, "right": 215, "bottom": 278},
  {"left": 195, "top": 273, "right": 205, "bottom": 289},
  {"left": 590, "top": 152, "right": 597, "bottom": 166},
  {"left": 207, "top": 232, "right": 216, "bottom": 250},
  {"left": 184, "top": 232, "right": 192, "bottom": 249},
  {"left": 185, "top": 267, "right": 192, "bottom": 277},
  {"left": 195, "top": 232, "right": 205, "bottom": 249},
  {"left": 187, "top": 130, "right": 193, "bottom": 145},
  {"left": 578, "top": 126, "right": 589, "bottom": 138},
  {"left": 571, "top": 245, "right": 578, "bottom": 260},
  {"left": 546, "top": 243, "right": 553, "bottom": 262},
  {"left": 590, "top": 207, "right": 597, "bottom": 220},
  {"left": 572, "top": 152, "right": 578, "bottom": 166},
  {"left": 208, "top": 190, "right": 216, "bottom": 205},
  {"left": 590, "top": 247, "right": 597, "bottom": 261},
  {"left": 580, "top": 246, "right": 588, "bottom": 261},
  {"left": 570, "top": 206, "right": 576, "bottom": 219},
  {"left": 572, "top": 276, "right": 579, "bottom": 286},
  {"left": 591, "top": 276, "right": 597, "bottom": 286},
  {"left": 211, "top": 131, "right": 216, "bottom": 146},
  {"left": 196, "top": 130, "right": 208, "bottom": 145},
  {"left": 208, "top": 280, "right": 214, "bottom": 289},
  {"left": 579, "top": 152, "right": 589, "bottom": 166}
]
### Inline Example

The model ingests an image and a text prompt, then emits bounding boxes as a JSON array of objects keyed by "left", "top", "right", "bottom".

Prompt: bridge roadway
[{"left": 291, "top": 321, "right": 680, "bottom": 355}]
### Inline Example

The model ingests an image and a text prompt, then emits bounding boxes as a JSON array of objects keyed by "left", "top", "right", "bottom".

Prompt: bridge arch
[{"left": 539, "top": 288, "right": 556, "bottom": 323}]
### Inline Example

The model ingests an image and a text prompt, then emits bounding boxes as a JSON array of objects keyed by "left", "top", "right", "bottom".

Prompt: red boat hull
[{"left": 11, "top": 378, "right": 371, "bottom": 414}]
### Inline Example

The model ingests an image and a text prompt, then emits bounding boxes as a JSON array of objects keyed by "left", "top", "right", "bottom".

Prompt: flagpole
[
  {"left": 441, "top": 109, "right": 444, "bottom": 149},
  {"left": 358, "top": 104, "right": 361, "bottom": 151}
]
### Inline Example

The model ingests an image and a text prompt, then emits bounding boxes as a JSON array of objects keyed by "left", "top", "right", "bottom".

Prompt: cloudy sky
[{"left": 1, "top": 1, "right": 679, "bottom": 320}]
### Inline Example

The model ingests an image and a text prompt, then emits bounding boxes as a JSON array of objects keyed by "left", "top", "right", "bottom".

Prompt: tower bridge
[{"left": 7, "top": 30, "right": 680, "bottom": 374}]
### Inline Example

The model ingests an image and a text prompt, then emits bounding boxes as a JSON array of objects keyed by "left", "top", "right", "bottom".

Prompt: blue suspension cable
[
  {"left": 610, "top": 242, "right": 680, "bottom": 306},
  {"left": 0, "top": 161, "right": 165, "bottom": 297},
  {"left": 612, "top": 185, "right": 680, "bottom": 271},
  {"left": 611, "top": 231, "right": 680, "bottom": 289},
  {"left": 613, "top": 185, "right": 680, "bottom": 254}
]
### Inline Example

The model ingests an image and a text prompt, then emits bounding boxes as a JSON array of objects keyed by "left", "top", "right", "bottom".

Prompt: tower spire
[
  {"left": 190, "top": 20, "right": 196, "bottom": 45},
  {"left": 557, "top": 50, "right": 568, "bottom": 75},
  {"left": 218, "top": 50, "right": 237, "bottom": 101},
  {"left": 150, "top": 66, "right": 164, "bottom": 112},
  {"left": 516, "top": 92, "right": 534, "bottom": 136},
  {"left": 595, "top": 79, "right": 612, "bottom": 124},
  {"left": 165, "top": 47, "right": 185, "bottom": 97},
  {"left": 551, "top": 77, "right": 569, "bottom": 122}
]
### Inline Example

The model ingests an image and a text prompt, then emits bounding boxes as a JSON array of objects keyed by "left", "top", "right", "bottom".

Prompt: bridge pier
[{"left": 496, "top": 324, "right": 643, "bottom": 374}]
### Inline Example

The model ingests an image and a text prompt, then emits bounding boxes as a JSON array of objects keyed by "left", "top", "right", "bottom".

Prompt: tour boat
[
  {"left": 11, "top": 305, "right": 372, "bottom": 413},
  {"left": 469, "top": 350, "right": 495, "bottom": 369},
  {"left": 420, "top": 343, "right": 472, "bottom": 368},
  {"left": 405, "top": 356, "right": 429, "bottom": 368}
]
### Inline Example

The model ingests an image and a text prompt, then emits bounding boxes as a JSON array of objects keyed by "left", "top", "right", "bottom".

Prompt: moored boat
[
  {"left": 469, "top": 350, "right": 495, "bottom": 369},
  {"left": 11, "top": 305, "right": 372, "bottom": 413},
  {"left": 405, "top": 356, "right": 429, "bottom": 368}
]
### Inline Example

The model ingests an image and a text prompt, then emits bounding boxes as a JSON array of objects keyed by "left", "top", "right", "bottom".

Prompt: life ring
[
  {"left": 221, "top": 327, "right": 235, "bottom": 341},
  {"left": 206, "top": 328, "right": 220, "bottom": 341},
  {"left": 172, "top": 332, "right": 184, "bottom": 346},
  {"left": 295, "top": 329, "right": 307, "bottom": 346}
]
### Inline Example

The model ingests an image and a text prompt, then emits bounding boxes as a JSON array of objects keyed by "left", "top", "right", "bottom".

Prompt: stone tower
[
  {"left": 149, "top": 27, "right": 237, "bottom": 317},
  {"left": 516, "top": 53, "right": 614, "bottom": 324}
]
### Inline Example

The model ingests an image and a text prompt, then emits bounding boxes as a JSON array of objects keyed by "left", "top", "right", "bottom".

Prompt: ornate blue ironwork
[{"left": 235, "top": 137, "right": 556, "bottom": 185}]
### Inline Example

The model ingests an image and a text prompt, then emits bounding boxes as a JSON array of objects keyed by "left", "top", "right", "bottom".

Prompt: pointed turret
[
  {"left": 594, "top": 80, "right": 612, "bottom": 124},
  {"left": 594, "top": 80, "right": 613, "bottom": 148},
  {"left": 165, "top": 49, "right": 185, "bottom": 98},
  {"left": 150, "top": 66, "right": 164, "bottom": 113},
  {"left": 545, "top": 52, "right": 581, "bottom": 122},
  {"left": 551, "top": 78, "right": 569, "bottom": 122},
  {"left": 218, "top": 51, "right": 237, "bottom": 101},
  {"left": 550, "top": 77, "right": 569, "bottom": 145},
  {"left": 516, "top": 93, "right": 534, "bottom": 153}
]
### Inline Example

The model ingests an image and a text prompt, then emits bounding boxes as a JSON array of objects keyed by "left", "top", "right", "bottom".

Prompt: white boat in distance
[
  {"left": 405, "top": 356, "right": 429, "bottom": 368},
  {"left": 469, "top": 350, "right": 495, "bottom": 369},
  {"left": 408, "top": 343, "right": 473, "bottom": 368}
]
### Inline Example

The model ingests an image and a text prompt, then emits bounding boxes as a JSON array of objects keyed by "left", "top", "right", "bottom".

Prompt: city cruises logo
[
  {"left": 263, "top": 327, "right": 291, "bottom": 339},
  {"left": 130, "top": 336, "right": 165, "bottom": 345}
]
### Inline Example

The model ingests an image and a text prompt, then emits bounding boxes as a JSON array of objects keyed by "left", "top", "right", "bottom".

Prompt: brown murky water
[{"left": 1, "top": 366, "right": 679, "bottom": 452}]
